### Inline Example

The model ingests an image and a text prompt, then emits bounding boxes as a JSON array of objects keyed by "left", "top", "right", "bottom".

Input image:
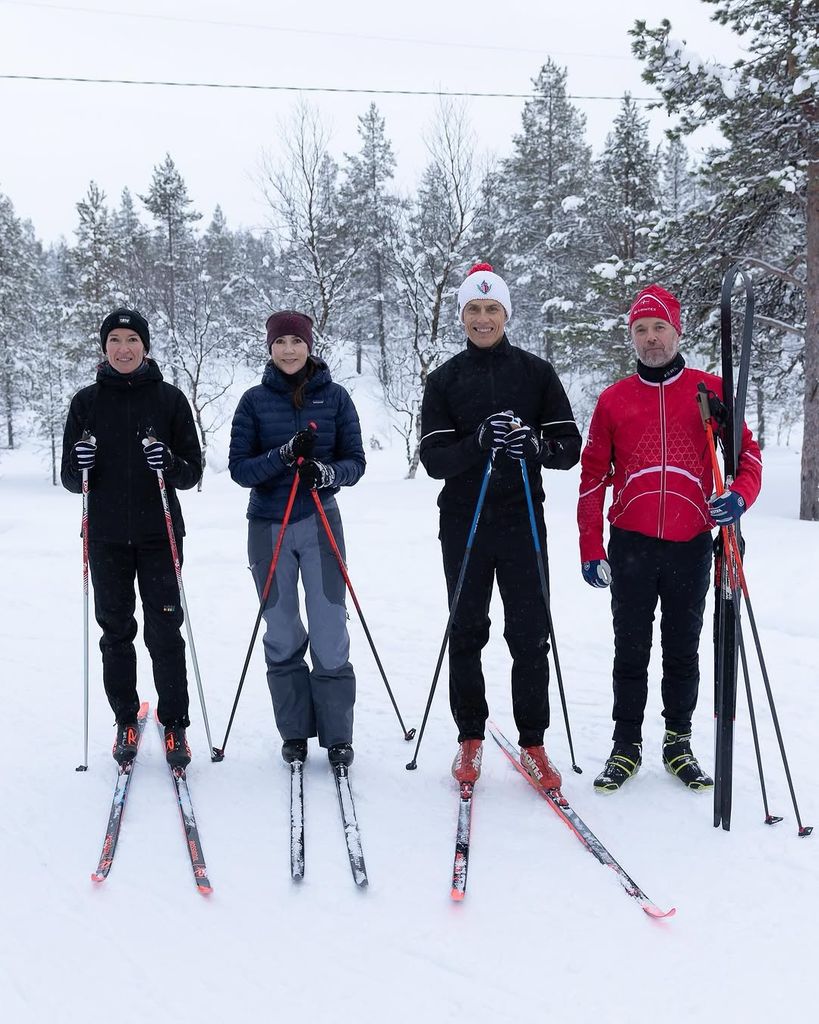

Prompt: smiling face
[
  {"left": 630, "top": 317, "right": 680, "bottom": 367},
  {"left": 270, "top": 334, "right": 310, "bottom": 374},
  {"left": 105, "top": 328, "right": 146, "bottom": 374},
  {"left": 462, "top": 299, "right": 507, "bottom": 349}
]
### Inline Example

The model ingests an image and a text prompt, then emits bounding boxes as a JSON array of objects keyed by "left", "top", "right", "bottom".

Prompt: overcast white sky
[{"left": 0, "top": 0, "right": 742, "bottom": 242}]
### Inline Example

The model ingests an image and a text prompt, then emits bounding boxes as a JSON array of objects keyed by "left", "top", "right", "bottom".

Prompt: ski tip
[
  {"left": 450, "top": 888, "right": 465, "bottom": 902},
  {"left": 197, "top": 884, "right": 213, "bottom": 895},
  {"left": 90, "top": 873, "right": 105, "bottom": 884},
  {"left": 643, "top": 904, "right": 676, "bottom": 920}
]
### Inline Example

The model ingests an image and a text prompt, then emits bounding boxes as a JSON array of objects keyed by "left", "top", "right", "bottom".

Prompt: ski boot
[
  {"left": 282, "top": 739, "right": 308, "bottom": 764},
  {"left": 328, "top": 743, "right": 354, "bottom": 767},
  {"left": 662, "top": 731, "right": 713, "bottom": 791},
  {"left": 520, "top": 745, "right": 561, "bottom": 791},
  {"left": 452, "top": 739, "right": 483, "bottom": 783},
  {"left": 112, "top": 721, "right": 139, "bottom": 766},
  {"left": 593, "top": 742, "right": 642, "bottom": 793},
  {"left": 164, "top": 724, "right": 191, "bottom": 769}
]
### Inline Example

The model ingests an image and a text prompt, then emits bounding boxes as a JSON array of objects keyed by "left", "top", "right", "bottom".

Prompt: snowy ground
[{"left": 1, "top": 379, "right": 817, "bottom": 1024}]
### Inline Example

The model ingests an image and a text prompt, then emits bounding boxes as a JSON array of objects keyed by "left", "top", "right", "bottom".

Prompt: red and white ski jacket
[{"left": 577, "top": 363, "right": 762, "bottom": 562}]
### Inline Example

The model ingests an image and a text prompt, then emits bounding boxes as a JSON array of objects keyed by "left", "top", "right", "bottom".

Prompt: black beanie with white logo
[{"left": 99, "top": 308, "right": 151, "bottom": 352}]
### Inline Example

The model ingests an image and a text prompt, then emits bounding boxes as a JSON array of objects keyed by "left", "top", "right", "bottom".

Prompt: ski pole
[
  {"left": 698, "top": 391, "right": 811, "bottom": 836},
  {"left": 518, "top": 459, "right": 581, "bottom": 774},
  {"left": 76, "top": 431, "right": 94, "bottom": 773},
  {"left": 212, "top": 469, "right": 302, "bottom": 761},
  {"left": 406, "top": 456, "right": 494, "bottom": 771},
  {"left": 309, "top": 488, "right": 415, "bottom": 741},
  {"left": 143, "top": 437, "right": 216, "bottom": 761}
]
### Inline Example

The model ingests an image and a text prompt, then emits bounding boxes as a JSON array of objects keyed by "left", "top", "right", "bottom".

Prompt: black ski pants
[
  {"left": 440, "top": 503, "right": 551, "bottom": 748},
  {"left": 607, "top": 525, "right": 712, "bottom": 744},
  {"left": 89, "top": 537, "right": 190, "bottom": 728}
]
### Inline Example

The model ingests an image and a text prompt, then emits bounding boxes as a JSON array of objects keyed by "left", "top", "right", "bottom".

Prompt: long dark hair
[{"left": 291, "top": 356, "right": 319, "bottom": 409}]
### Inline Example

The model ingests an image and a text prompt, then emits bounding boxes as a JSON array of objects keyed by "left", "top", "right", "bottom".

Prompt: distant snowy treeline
[{"left": 1, "top": 3, "right": 816, "bottom": 516}]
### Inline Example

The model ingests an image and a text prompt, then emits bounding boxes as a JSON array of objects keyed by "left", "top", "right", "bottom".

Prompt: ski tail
[
  {"left": 487, "top": 721, "right": 675, "bottom": 919},
  {"left": 451, "top": 781, "right": 474, "bottom": 901},
  {"left": 332, "top": 764, "right": 368, "bottom": 888},
  {"left": 155, "top": 713, "right": 212, "bottom": 894},
  {"left": 91, "top": 701, "right": 150, "bottom": 883},
  {"left": 290, "top": 760, "right": 305, "bottom": 882}
]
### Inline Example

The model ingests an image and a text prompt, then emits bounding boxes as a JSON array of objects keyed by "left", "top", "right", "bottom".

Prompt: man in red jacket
[{"left": 577, "top": 285, "right": 762, "bottom": 793}]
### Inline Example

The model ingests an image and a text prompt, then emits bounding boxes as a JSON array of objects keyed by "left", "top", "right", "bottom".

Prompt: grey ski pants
[{"left": 248, "top": 500, "right": 355, "bottom": 748}]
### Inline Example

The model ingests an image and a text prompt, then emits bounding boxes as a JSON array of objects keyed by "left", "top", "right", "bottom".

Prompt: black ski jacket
[
  {"left": 61, "top": 360, "right": 202, "bottom": 544},
  {"left": 419, "top": 335, "right": 581, "bottom": 514}
]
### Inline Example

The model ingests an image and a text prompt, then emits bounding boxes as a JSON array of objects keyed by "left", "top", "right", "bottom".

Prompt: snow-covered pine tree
[
  {"left": 581, "top": 94, "right": 664, "bottom": 385},
  {"left": 70, "top": 181, "right": 120, "bottom": 375},
  {"left": 495, "top": 60, "right": 592, "bottom": 368},
  {"left": 0, "top": 192, "right": 42, "bottom": 450},
  {"left": 140, "top": 154, "right": 202, "bottom": 386},
  {"left": 631, "top": 0, "right": 819, "bottom": 519},
  {"left": 339, "top": 103, "right": 403, "bottom": 380},
  {"left": 110, "top": 187, "right": 152, "bottom": 310}
]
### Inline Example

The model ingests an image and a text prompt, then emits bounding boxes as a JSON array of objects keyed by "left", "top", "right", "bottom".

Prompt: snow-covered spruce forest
[{"left": 0, "top": 3, "right": 817, "bottom": 519}]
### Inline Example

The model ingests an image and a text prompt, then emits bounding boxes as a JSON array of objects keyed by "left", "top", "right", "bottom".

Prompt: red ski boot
[
  {"left": 520, "top": 745, "right": 561, "bottom": 791},
  {"left": 452, "top": 739, "right": 483, "bottom": 783}
]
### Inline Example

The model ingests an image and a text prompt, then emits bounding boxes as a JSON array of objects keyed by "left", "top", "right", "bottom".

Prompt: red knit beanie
[
  {"left": 628, "top": 285, "right": 681, "bottom": 334},
  {"left": 265, "top": 310, "right": 314, "bottom": 352}
]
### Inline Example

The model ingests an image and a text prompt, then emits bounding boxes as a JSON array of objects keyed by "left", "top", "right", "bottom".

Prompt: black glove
[
  {"left": 142, "top": 439, "right": 174, "bottom": 472},
  {"left": 72, "top": 436, "right": 97, "bottom": 470},
  {"left": 298, "top": 460, "right": 336, "bottom": 490},
  {"left": 279, "top": 428, "right": 316, "bottom": 467},
  {"left": 476, "top": 410, "right": 516, "bottom": 452},
  {"left": 502, "top": 423, "right": 541, "bottom": 461}
]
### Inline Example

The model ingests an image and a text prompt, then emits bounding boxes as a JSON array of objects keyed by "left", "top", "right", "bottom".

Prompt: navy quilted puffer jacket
[{"left": 229, "top": 359, "right": 366, "bottom": 522}]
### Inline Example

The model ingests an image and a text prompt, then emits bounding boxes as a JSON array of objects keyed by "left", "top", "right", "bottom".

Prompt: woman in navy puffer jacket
[{"left": 229, "top": 310, "right": 366, "bottom": 767}]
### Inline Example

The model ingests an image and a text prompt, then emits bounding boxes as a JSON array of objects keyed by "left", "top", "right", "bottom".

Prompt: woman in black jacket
[
  {"left": 61, "top": 308, "right": 202, "bottom": 767},
  {"left": 229, "top": 310, "right": 365, "bottom": 767}
]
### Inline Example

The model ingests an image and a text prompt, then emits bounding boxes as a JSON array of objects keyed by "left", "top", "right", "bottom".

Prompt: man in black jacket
[
  {"left": 420, "top": 263, "right": 581, "bottom": 790},
  {"left": 61, "top": 308, "right": 202, "bottom": 767}
]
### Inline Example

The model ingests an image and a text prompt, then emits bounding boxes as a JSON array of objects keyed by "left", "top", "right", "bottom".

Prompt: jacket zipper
[{"left": 658, "top": 381, "right": 667, "bottom": 536}]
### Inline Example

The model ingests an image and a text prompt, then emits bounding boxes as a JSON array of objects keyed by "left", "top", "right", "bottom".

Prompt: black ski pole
[
  {"left": 725, "top": 533, "right": 812, "bottom": 837},
  {"left": 212, "top": 469, "right": 302, "bottom": 761},
  {"left": 309, "top": 488, "right": 415, "bottom": 741},
  {"left": 406, "top": 456, "right": 494, "bottom": 771},
  {"left": 518, "top": 459, "right": 581, "bottom": 774}
]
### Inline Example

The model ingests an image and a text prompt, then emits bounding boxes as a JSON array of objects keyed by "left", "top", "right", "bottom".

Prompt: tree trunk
[{"left": 800, "top": 139, "right": 819, "bottom": 520}]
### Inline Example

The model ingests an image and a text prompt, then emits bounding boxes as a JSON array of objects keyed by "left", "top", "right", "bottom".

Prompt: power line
[
  {"left": 0, "top": 73, "right": 657, "bottom": 102},
  {"left": 1, "top": 0, "right": 635, "bottom": 61}
]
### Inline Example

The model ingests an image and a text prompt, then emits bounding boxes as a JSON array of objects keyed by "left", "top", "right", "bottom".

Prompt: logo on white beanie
[{"left": 457, "top": 262, "right": 512, "bottom": 321}]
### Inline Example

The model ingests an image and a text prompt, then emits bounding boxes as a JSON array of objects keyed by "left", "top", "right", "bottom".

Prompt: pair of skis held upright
[
  {"left": 452, "top": 723, "right": 676, "bottom": 919},
  {"left": 92, "top": 702, "right": 368, "bottom": 892}
]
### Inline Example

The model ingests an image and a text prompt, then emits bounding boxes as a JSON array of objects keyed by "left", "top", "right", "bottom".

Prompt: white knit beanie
[{"left": 457, "top": 262, "right": 512, "bottom": 321}]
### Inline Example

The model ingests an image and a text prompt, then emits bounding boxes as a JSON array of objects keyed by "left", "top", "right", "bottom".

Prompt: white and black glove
[
  {"left": 298, "top": 460, "right": 336, "bottom": 490},
  {"left": 476, "top": 410, "right": 516, "bottom": 452},
  {"left": 503, "top": 423, "right": 541, "bottom": 461},
  {"left": 73, "top": 435, "right": 97, "bottom": 470},
  {"left": 142, "top": 438, "right": 174, "bottom": 472},
  {"left": 279, "top": 427, "right": 316, "bottom": 467},
  {"left": 582, "top": 559, "right": 612, "bottom": 589}
]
